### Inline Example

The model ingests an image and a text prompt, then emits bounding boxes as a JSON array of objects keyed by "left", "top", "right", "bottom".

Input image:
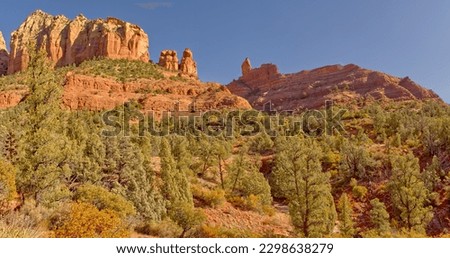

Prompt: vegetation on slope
[{"left": 0, "top": 50, "right": 449, "bottom": 238}]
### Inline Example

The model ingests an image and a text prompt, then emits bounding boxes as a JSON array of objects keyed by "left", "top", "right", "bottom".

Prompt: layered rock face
[
  {"left": 0, "top": 31, "right": 8, "bottom": 75},
  {"left": 179, "top": 48, "right": 198, "bottom": 78},
  {"left": 227, "top": 59, "right": 441, "bottom": 110},
  {"left": 7, "top": 10, "right": 149, "bottom": 74},
  {"left": 158, "top": 50, "right": 179, "bottom": 71}
]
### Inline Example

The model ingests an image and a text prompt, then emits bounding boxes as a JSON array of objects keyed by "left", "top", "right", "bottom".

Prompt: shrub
[
  {"left": 136, "top": 219, "right": 182, "bottom": 238},
  {"left": 0, "top": 160, "right": 17, "bottom": 206},
  {"left": 352, "top": 185, "right": 368, "bottom": 201},
  {"left": 192, "top": 185, "right": 225, "bottom": 208},
  {"left": 74, "top": 184, "right": 136, "bottom": 217},
  {"left": 169, "top": 202, "right": 206, "bottom": 238},
  {"left": 53, "top": 202, "right": 130, "bottom": 238},
  {"left": 0, "top": 211, "right": 44, "bottom": 238}
]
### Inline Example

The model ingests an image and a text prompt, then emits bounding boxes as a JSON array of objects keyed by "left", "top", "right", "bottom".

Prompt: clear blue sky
[{"left": 1, "top": 0, "right": 449, "bottom": 102}]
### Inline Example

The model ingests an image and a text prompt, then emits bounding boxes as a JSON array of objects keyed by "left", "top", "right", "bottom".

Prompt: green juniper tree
[
  {"left": 15, "top": 47, "right": 73, "bottom": 205},
  {"left": 389, "top": 153, "right": 433, "bottom": 233},
  {"left": 369, "top": 198, "right": 391, "bottom": 235},
  {"left": 272, "top": 136, "right": 336, "bottom": 237},
  {"left": 337, "top": 193, "right": 355, "bottom": 237}
]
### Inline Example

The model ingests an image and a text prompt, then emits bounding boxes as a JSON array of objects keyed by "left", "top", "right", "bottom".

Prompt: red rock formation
[
  {"left": 62, "top": 73, "right": 250, "bottom": 112},
  {"left": 241, "top": 57, "right": 251, "bottom": 76},
  {"left": 227, "top": 61, "right": 441, "bottom": 110},
  {"left": 7, "top": 10, "right": 150, "bottom": 74},
  {"left": 158, "top": 50, "right": 179, "bottom": 71},
  {"left": 0, "top": 31, "right": 8, "bottom": 76},
  {"left": 179, "top": 48, "right": 198, "bottom": 79},
  {"left": 0, "top": 90, "right": 25, "bottom": 108}
]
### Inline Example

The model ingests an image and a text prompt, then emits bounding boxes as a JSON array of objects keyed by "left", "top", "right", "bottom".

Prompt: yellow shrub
[{"left": 53, "top": 202, "right": 130, "bottom": 238}]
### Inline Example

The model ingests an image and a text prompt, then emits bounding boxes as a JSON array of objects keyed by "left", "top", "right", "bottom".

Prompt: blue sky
[{"left": 1, "top": 0, "right": 449, "bottom": 102}]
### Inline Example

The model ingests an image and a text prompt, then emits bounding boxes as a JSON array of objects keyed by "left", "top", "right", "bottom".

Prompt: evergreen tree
[
  {"left": 102, "top": 135, "right": 165, "bottom": 220},
  {"left": 272, "top": 136, "right": 336, "bottom": 237},
  {"left": 422, "top": 155, "right": 442, "bottom": 192},
  {"left": 337, "top": 193, "right": 355, "bottom": 237},
  {"left": 15, "top": 47, "right": 72, "bottom": 205},
  {"left": 225, "top": 146, "right": 272, "bottom": 206},
  {"left": 339, "top": 138, "right": 375, "bottom": 180},
  {"left": 160, "top": 138, "right": 193, "bottom": 209},
  {"left": 389, "top": 153, "right": 432, "bottom": 233},
  {"left": 369, "top": 198, "right": 391, "bottom": 235}
]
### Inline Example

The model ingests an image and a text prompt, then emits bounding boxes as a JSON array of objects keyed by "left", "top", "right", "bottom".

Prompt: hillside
[
  {"left": 227, "top": 59, "right": 441, "bottom": 110},
  {"left": 0, "top": 10, "right": 448, "bottom": 239}
]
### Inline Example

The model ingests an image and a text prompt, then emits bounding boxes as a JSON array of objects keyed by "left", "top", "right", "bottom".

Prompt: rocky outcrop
[
  {"left": 179, "top": 48, "right": 197, "bottom": 79},
  {"left": 62, "top": 73, "right": 250, "bottom": 112},
  {"left": 7, "top": 10, "right": 149, "bottom": 74},
  {"left": 241, "top": 57, "right": 251, "bottom": 76},
  {"left": 158, "top": 50, "right": 179, "bottom": 71},
  {"left": 227, "top": 60, "right": 441, "bottom": 110},
  {"left": 0, "top": 90, "right": 25, "bottom": 108},
  {"left": 0, "top": 31, "right": 8, "bottom": 76}
]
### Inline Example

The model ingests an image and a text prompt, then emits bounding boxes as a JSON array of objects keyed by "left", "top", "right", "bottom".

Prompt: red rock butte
[
  {"left": 227, "top": 58, "right": 442, "bottom": 111},
  {"left": 7, "top": 10, "right": 150, "bottom": 74}
]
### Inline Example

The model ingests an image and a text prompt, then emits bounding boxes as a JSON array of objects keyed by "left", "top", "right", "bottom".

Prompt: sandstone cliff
[
  {"left": 0, "top": 65, "right": 251, "bottom": 112},
  {"left": 227, "top": 60, "right": 441, "bottom": 110},
  {"left": 62, "top": 73, "right": 250, "bottom": 112},
  {"left": 0, "top": 31, "right": 8, "bottom": 75},
  {"left": 7, "top": 10, "right": 149, "bottom": 74}
]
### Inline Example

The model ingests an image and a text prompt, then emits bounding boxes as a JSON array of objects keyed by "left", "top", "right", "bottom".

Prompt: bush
[
  {"left": 192, "top": 185, "right": 225, "bottom": 208},
  {"left": 0, "top": 160, "right": 17, "bottom": 207},
  {"left": 53, "top": 202, "right": 130, "bottom": 238},
  {"left": 227, "top": 195, "right": 274, "bottom": 215},
  {"left": 352, "top": 185, "right": 368, "bottom": 201},
  {"left": 74, "top": 184, "right": 136, "bottom": 217},
  {"left": 169, "top": 202, "right": 206, "bottom": 238},
  {"left": 0, "top": 211, "right": 44, "bottom": 238},
  {"left": 136, "top": 219, "right": 182, "bottom": 238}
]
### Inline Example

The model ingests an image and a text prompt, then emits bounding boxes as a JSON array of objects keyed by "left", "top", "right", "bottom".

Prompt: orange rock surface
[
  {"left": 7, "top": 10, "right": 150, "bottom": 74},
  {"left": 227, "top": 61, "right": 441, "bottom": 110}
]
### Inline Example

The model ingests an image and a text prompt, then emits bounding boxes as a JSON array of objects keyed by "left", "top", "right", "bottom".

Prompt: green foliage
[
  {"left": 350, "top": 179, "right": 368, "bottom": 201},
  {"left": 74, "top": 184, "right": 136, "bottom": 217},
  {"left": 192, "top": 185, "right": 225, "bottom": 208},
  {"left": 369, "top": 198, "right": 391, "bottom": 235},
  {"left": 160, "top": 138, "right": 193, "bottom": 209},
  {"left": 339, "top": 138, "right": 376, "bottom": 180},
  {"left": 169, "top": 202, "right": 206, "bottom": 238},
  {"left": 53, "top": 202, "right": 130, "bottom": 238},
  {"left": 226, "top": 147, "right": 272, "bottom": 206},
  {"left": 15, "top": 47, "right": 72, "bottom": 205},
  {"left": 389, "top": 153, "right": 433, "bottom": 233},
  {"left": 102, "top": 135, "right": 165, "bottom": 221},
  {"left": 422, "top": 156, "right": 442, "bottom": 192},
  {"left": 136, "top": 219, "right": 182, "bottom": 237},
  {"left": 337, "top": 193, "right": 355, "bottom": 237},
  {"left": 0, "top": 159, "right": 17, "bottom": 205},
  {"left": 272, "top": 136, "right": 336, "bottom": 237},
  {"left": 77, "top": 58, "right": 163, "bottom": 82}
]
